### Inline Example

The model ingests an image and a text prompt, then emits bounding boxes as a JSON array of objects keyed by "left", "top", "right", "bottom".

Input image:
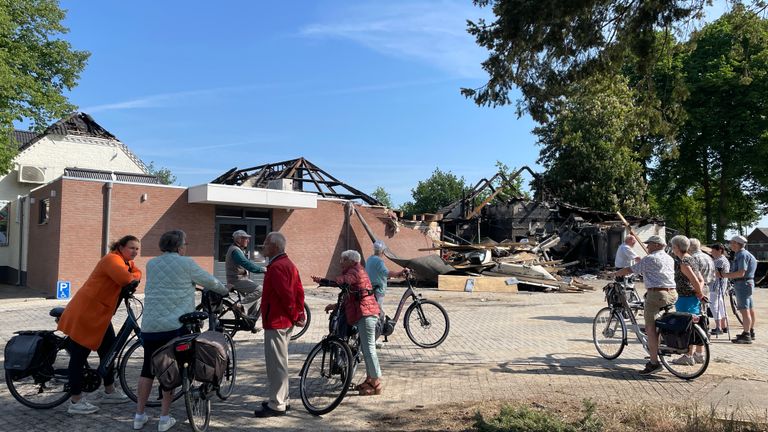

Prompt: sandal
[
  {"left": 355, "top": 381, "right": 373, "bottom": 392},
  {"left": 360, "top": 380, "right": 382, "bottom": 396}
]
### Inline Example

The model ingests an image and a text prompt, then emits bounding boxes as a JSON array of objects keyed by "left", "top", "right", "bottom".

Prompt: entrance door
[{"left": 214, "top": 214, "right": 270, "bottom": 284}]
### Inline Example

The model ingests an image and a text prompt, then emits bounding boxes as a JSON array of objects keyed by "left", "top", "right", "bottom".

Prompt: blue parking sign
[{"left": 56, "top": 281, "right": 70, "bottom": 300}]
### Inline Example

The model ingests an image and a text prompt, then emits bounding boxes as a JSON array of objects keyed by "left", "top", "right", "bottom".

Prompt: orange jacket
[{"left": 57, "top": 251, "right": 142, "bottom": 350}]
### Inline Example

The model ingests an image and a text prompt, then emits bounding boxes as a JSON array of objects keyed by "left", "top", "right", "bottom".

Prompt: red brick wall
[
  {"left": 27, "top": 179, "right": 215, "bottom": 296},
  {"left": 27, "top": 182, "right": 63, "bottom": 295},
  {"left": 273, "top": 200, "right": 434, "bottom": 283}
]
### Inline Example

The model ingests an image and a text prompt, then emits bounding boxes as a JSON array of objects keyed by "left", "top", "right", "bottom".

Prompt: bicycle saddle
[
  {"left": 179, "top": 311, "right": 209, "bottom": 324},
  {"left": 50, "top": 307, "right": 65, "bottom": 318}
]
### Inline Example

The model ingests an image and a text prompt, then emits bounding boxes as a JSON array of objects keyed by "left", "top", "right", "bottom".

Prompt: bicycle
[
  {"left": 5, "top": 281, "right": 144, "bottom": 409},
  {"left": 196, "top": 290, "right": 311, "bottom": 341},
  {"left": 120, "top": 290, "right": 237, "bottom": 410},
  {"left": 378, "top": 269, "right": 450, "bottom": 348},
  {"left": 298, "top": 283, "right": 360, "bottom": 416},
  {"left": 592, "top": 281, "right": 711, "bottom": 379},
  {"left": 727, "top": 281, "right": 743, "bottom": 326}
]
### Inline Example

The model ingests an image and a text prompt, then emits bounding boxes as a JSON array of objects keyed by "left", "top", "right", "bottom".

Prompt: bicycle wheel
[
  {"left": 592, "top": 307, "right": 626, "bottom": 360},
  {"left": 291, "top": 303, "right": 312, "bottom": 341},
  {"left": 659, "top": 324, "right": 710, "bottom": 380},
  {"left": 184, "top": 368, "right": 211, "bottom": 432},
  {"left": 119, "top": 340, "right": 183, "bottom": 407},
  {"left": 5, "top": 340, "right": 71, "bottom": 409},
  {"left": 299, "top": 338, "right": 353, "bottom": 416},
  {"left": 216, "top": 332, "right": 237, "bottom": 400},
  {"left": 729, "top": 290, "right": 743, "bottom": 325},
  {"left": 404, "top": 299, "right": 450, "bottom": 348}
]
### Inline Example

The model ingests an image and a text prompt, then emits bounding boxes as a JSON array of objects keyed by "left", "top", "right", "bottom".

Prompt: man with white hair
[
  {"left": 254, "top": 232, "right": 305, "bottom": 417},
  {"left": 689, "top": 238, "right": 715, "bottom": 288},
  {"left": 720, "top": 235, "right": 757, "bottom": 344},
  {"left": 365, "top": 240, "right": 407, "bottom": 310}
]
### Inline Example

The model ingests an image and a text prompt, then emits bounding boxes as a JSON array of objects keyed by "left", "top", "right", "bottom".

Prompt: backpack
[
  {"left": 4, "top": 331, "right": 55, "bottom": 378},
  {"left": 151, "top": 334, "right": 196, "bottom": 390},
  {"left": 193, "top": 331, "right": 229, "bottom": 385},
  {"left": 656, "top": 312, "right": 693, "bottom": 351}
]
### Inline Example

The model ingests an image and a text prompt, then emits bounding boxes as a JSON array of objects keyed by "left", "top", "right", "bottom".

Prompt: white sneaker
[
  {"left": 158, "top": 416, "right": 176, "bottom": 432},
  {"left": 692, "top": 352, "right": 705, "bottom": 364},
  {"left": 97, "top": 389, "right": 129, "bottom": 404},
  {"left": 671, "top": 354, "right": 695, "bottom": 365},
  {"left": 134, "top": 414, "right": 150, "bottom": 430},
  {"left": 67, "top": 399, "right": 99, "bottom": 415}
]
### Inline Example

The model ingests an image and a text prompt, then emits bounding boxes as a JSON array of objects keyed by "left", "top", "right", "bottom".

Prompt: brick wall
[
  {"left": 273, "top": 200, "right": 434, "bottom": 283},
  {"left": 27, "top": 182, "right": 63, "bottom": 295},
  {"left": 27, "top": 178, "right": 214, "bottom": 296}
]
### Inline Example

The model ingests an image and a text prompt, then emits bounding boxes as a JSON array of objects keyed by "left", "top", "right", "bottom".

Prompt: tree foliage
[
  {"left": 370, "top": 186, "right": 393, "bottom": 208},
  {"left": 534, "top": 75, "right": 649, "bottom": 215},
  {"left": 1, "top": 0, "right": 89, "bottom": 174},
  {"left": 145, "top": 161, "right": 177, "bottom": 185},
  {"left": 462, "top": 0, "right": 720, "bottom": 122},
  {"left": 400, "top": 168, "right": 467, "bottom": 215}
]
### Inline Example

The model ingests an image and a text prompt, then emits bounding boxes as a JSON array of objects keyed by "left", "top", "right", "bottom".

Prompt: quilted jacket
[
  {"left": 338, "top": 262, "right": 379, "bottom": 325},
  {"left": 141, "top": 252, "right": 228, "bottom": 333},
  {"left": 261, "top": 254, "right": 305, "bottom": 330},
  {"left": 57, "top": 251, "right": 141, "bottom": 350}
]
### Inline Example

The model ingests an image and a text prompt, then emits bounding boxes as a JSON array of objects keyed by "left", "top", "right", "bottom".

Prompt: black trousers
[{"left": 67, "top": 324, "right": 116, "bottom": 396}]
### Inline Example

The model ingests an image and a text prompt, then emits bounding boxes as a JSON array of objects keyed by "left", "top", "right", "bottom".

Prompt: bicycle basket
[
  {"left": 603, "top": 283, "right": 625, "bottom": 307},
  {"left": 4, "top": 331, "right": 57, "bottom": 378},
  {"left": 656, "top": 312, "right": 693, "bottom": 350}
]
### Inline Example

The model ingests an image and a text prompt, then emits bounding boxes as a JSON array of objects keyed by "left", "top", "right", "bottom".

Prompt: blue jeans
[{"left": 356, "top": 315, "right": 381, "bottom": 379}]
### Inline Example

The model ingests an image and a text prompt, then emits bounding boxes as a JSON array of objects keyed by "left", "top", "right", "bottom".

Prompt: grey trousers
[{"left": 264, "top": 328, "right": 292, "bottom": 411}]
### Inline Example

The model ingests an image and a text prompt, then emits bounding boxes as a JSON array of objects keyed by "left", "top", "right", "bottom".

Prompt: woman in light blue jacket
[{"left": 133, "top": 230, "right": 228, "bottom": 432}]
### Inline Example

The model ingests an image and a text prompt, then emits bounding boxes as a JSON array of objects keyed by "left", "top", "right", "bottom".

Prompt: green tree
[
  {"left": 400, "top": 168, "right": 467, "bottom": 215},
  {"left": 370, "top": 186, "right": 393, "bottom": 208},
  {"left": 146, "top": 161, "right": 177, "bottom": 185},
  {"left": 534, "top": 75, "right": 649, "bottom": 215},
  {"left": 1, "top": 0, "right": 89, "bottom": 174}
]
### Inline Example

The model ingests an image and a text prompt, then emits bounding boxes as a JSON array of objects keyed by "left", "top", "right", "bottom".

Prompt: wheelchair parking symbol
[{"left": 56, "top": 281, "right": 70, "bottom": 299}]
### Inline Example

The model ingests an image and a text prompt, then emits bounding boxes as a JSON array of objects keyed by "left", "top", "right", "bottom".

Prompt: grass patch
[{"left": 472, "top": 400, "right": 767, "bottom": 432}]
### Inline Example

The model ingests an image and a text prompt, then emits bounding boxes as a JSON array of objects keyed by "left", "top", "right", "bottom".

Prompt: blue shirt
[
  {"left": 365, "top": 255, "right": 389, "bottom": 295},
  {"left": 732, "top": 249, "right": 757, "bottom": 279}
]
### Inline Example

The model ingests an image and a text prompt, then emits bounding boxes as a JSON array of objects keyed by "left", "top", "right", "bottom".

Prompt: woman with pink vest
[{"left": 312, "top": 250, "right": 383, "bottom": 396}]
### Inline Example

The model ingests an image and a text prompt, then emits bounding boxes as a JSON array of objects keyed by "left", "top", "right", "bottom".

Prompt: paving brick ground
[{"left": 0, "top": 282, "right": 766, "bottom": 431}]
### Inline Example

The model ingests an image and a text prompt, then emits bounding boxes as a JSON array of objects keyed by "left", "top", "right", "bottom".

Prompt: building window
[
  {"left": 39, "top": 199, "right": 50, "bottom": 224},
  {"left": 0, "top": 201, "right": 8, "bottom": 246}
]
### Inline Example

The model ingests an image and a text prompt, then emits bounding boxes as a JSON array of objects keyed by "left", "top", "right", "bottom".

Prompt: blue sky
[
  {"left": 58, "top": 0, "right": 536, "bottom": 206},
  {"left": 49, "top": 1, "right": 763, "bottom": 229}
]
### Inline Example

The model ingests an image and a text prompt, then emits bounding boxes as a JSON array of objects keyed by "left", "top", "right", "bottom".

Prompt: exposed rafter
[{"left": 211, "top": 157, "right": 382, "bottom": 205}]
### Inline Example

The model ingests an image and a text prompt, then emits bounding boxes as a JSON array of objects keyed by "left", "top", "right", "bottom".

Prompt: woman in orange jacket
[{"left": 57, "top": 235, "right": 142, "bottom": 415}]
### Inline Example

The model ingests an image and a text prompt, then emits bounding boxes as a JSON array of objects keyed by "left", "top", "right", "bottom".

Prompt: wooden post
[{"left": 616, "top": 211, "right": 649, "bottom": 254}]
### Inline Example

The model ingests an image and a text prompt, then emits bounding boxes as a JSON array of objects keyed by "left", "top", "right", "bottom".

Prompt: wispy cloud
[{"left": 301, "top": 1, "right": 491, "bottom": 78}]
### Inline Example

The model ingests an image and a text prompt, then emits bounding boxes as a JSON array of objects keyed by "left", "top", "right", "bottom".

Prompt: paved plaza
[{"left": 0, "top": 282, "right": 766, "bottom": 431}]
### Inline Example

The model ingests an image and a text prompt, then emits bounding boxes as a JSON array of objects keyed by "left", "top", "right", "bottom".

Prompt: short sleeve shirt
[
  {"left": 732, "top": 249, "right": 757, "bottom": 279},
  {"left": 630, "top": 250, "right": 676, "bottom": 289},
  {"left": 615, "top": 243, "right": 638, "bottom": 268},
  {"left": 674, "top": 255, "right": 702, "bottom": 297},
  {"left": 365, "top": 255, "right": 389, "bottom": 295}
]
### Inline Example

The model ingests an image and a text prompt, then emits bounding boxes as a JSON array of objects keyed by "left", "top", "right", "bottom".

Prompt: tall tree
[
  {"left": 534, "top": 75, "right": 649, "bottom": 215},
  {"left": 400, "top": 168, "right": 467, "bottom": 215},
  {"left": 0, "top": 0, "right": 89, "bottom": 174},
  {"left": 370, "top": 186, "right": 393, "bottom": 208}
]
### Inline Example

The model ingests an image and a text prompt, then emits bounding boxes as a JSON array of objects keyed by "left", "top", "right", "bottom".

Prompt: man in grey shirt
[
  {"left": 614, "top": 235, "right": 677, "bottom": 375},
  {"left": 226, "top": 230, "right": 266, "bottom": 318}
]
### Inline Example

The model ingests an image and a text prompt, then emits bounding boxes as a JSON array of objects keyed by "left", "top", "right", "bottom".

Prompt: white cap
[
  {"left": 232, "top": 230, "right": 251, "bottom": 239},
  {"left": 730, "top": 235, "right": 747, "bottom": 245}
]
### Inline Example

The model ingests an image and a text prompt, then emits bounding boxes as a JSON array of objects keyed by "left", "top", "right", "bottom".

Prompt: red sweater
[
  {"left": 337, "top": 263, "right": 380, "bottom": 324},
  {"left": 261, "top": 254, "right": 304, "bottom": 330}
]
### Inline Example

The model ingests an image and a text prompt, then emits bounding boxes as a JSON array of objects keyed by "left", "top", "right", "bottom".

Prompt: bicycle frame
[
  {"left": 387, "top": 278, "right": 420, "bottom": 325},
  {"left": 97, "top": 296, "right": 142, "bottom": 377}
]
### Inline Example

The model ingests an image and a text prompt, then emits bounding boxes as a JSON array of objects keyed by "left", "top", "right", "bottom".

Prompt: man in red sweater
[{"left": 254, "top": 231, "right": 305, "bottom": 417}]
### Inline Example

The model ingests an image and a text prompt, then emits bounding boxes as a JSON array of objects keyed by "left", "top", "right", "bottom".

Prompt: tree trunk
[
  {"left": 717, "top": 163, "right": 729, "bottom": 241},
  {"left": 701, "top": 147, "right": 712, "bottom": 242}
]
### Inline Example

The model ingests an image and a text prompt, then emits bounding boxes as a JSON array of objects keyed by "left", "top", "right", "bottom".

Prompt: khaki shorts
[{"left": 644, "top": 290, "right": 678, "bottom": 330}]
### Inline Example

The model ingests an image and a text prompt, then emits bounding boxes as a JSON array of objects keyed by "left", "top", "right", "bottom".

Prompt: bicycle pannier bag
[
  {"left": 4, "top": 332, "right": 50, "bottom": 377},
  {"left": 193, "top": 331, "right": 228, "bottom": 385},
  {"left": 655, "top": 312, "right": 693, "bottom": 350},
  {"left": 152, "top": 337, "right": 184, "bottom": 390}
]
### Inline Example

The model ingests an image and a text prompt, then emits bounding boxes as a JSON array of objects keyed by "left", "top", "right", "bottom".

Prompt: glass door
[{"left": 214, "top": 213, "right": 271, "bottom": 284}]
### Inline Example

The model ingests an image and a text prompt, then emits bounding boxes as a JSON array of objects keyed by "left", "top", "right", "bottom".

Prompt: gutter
[{"left": 103, "top": 181, "right": 113, "bottom": 255}]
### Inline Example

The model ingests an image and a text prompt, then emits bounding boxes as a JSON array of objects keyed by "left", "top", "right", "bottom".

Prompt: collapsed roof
[{"left": 211, "top": 157, "right": 382, "bottom": 205}]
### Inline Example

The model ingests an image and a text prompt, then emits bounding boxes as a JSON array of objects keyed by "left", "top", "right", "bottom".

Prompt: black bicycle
[
  {"left": 5, "top": 281, "right": 143, "bottom": 409},
  {"left": 120, "top": 290, "right": 236, "bottom": 410},
  {"left": 196, "top": 290, "right": 311, "bottom": 341},
  {"left": 299, "top": 284, "right": 359, "bottom": 416}
]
